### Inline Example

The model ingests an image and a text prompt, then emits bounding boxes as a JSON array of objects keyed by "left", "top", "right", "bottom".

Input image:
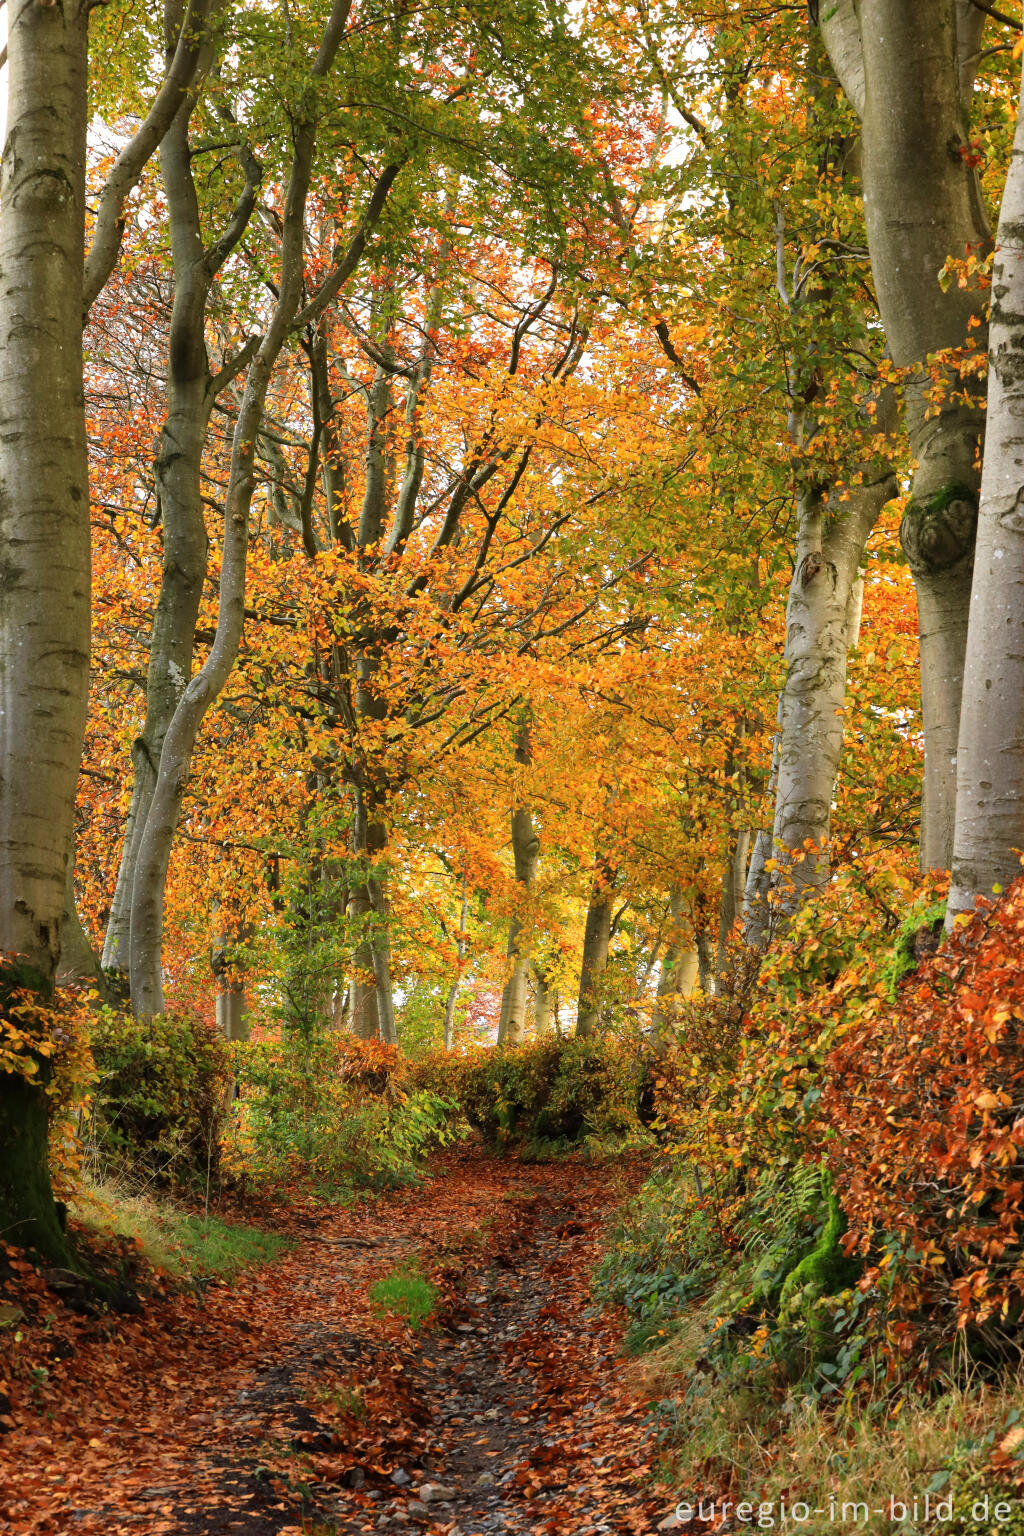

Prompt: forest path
[{"left": 1, "top": 1150, "right": 676, "bottom": 1536}]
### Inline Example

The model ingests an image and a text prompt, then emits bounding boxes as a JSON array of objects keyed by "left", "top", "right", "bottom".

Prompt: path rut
[{"left": 0, "top": 1152, "right": 670, "bottom": 1536}]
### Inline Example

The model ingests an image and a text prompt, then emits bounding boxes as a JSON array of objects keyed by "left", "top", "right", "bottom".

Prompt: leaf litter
[{"left": 0, "top": 1150, "right": 676, "bottom": 1536}]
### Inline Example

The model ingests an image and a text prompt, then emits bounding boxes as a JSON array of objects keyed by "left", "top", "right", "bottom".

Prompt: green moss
[
  {"left": 779, "top": 1171, "right": 859, "bottom": 1320},
  {"left": 884, "top": 899, "right": 947, "bottom": 1001},
  {"left": 917, "top": 481, "right": 977, "bottom": 517},
  {"left": 0, "top": 1070, "right": 77, "bottom": 1268}
]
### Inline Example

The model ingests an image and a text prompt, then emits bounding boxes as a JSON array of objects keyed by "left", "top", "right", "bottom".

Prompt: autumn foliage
[{"left": 823, "top": 877, "right": 1024, "bottom": 1355}]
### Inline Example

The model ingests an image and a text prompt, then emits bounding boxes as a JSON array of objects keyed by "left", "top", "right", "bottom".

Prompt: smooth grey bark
[
  {"left": 129, "top": 0, "right": 374, "bottom": 1014},
  {"left": 216, "top": 987, "right": 249, "bottom": 1040},
  {"left": 498, "top": 718, "right": 539, "bottom": 1046},
  {"left": 949, "top": 55, "right": 1024, "bottom": 919},
  {"left": 821, "top": 0, "right": 991, "bottom": 869},
  {"left": 365, "top": 834, "right": 398, "bottom": 1047},
  {"left": 716, "top": 826, "right": 749, "bottom": 979},
  {"left": 57, "top": 850, "right": 110, "bottom": 1000},
  {"left": 342, "top": 780, "right": 396, "bottom": 1044},
  {"left": 0, "top": 0, "right": 90, "bottom": 1263},
  {"left": 311, "top": 326, "right": 354, "bottom": 548},
  {"left": 695, "top": 925, "right": 715, "bottom": 995},
  {"left": 211, "top": 907, "right": 250, "bottom": 1040},
  {"left": 744, "top": 475, "right": 893, "bottom": 941},
  {"left": 575, "top": 851, "right": 615, "bottom": 1037},
  {"left": 103, "top": 20, "right": 261, "bottom": 973},
  {"left": 651, "top": 888, "right": 698, "bottom": 1031},
  {"left": 776, "top": 476, "right": 895, "bottom": 901},
  {"left": 347, "top": 870, "right": 379, "bottom": 1041},
  {"left": 343, "top": 335, "right": 397, "bottom": 1043},
  {"left": 443, "top": 879, "right": 469, "bottom": 1050},
  {"left": 497, "top": 804, "right": 540, "bottom": 1045},
  {"left": 742, "top": 44, "right": 899, "bottom": 945},
  {"left": 0, "top": 2, "right": 89, "bottom": 985},
  {"left": 532, "top": 965, "right": 554, "bottom": 1036}
]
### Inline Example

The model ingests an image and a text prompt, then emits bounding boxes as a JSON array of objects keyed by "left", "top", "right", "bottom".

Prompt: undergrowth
[
  {"left": 71, "top": 1178, "right": 291, "bottom": 1282},
  {"left": 599, "top": 862, "right": 1024, "bottom": 1526},
  {"left": 412, "top": 1034, "right": 650, "bottom": 1153}
]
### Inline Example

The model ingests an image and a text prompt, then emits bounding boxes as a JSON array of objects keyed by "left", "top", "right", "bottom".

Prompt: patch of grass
[
  {"left": 369, "top": 1262, "right": 437, "bottom": 1329},
  {"left": 170, "top": 1212, "right": 289, "bottom": 1279},
  {"left": 71, "top": 1179, "right": 292, "bottom": 1282},
  {"left": 629, "top": 1335, "right": 1024, "bottom": 1534}
]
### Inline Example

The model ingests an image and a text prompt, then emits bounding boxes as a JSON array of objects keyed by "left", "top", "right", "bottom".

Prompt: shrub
[
  {"left": 594, "top": 1166, "right": 724, "bottom": 1349},
  {"left": 822, "top": 876, "right": 1024, "bottom": 1367},
  {"left": 412, "top": 1034, "right": 648, "bottom": 1152},
  {"left": 88, "top": 1007, "right": 231, "bottom": 1186},
  {"left": 226, "top": 1034, "right": 460, "bottom": 1190}
]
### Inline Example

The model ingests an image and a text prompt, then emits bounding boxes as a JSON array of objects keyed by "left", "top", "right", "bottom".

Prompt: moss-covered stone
[
  {"left": 885, "top": 899, "right": 947, "bottom": 1000},
  {"left": 778, "top": 1171, "right": 859, "bottom": 1320}
]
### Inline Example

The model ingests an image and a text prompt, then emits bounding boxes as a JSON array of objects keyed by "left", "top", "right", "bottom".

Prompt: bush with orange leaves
[
  {"left": 650, "top": 857, "right": 1024, "bottom": 1376},
  {"left": 821, "top": 876, "right": 1024, "bottom": 1365}
]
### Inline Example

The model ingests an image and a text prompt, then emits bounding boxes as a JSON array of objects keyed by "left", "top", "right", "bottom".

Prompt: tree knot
[{"left": 900, "top": 483, "right": 978, "bottom": 575}]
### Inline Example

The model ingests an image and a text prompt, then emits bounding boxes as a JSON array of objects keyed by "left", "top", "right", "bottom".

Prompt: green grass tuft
[
  {"left": 72, "top": 1178, "right": 292, "bottom": 1282},
  {"left": 369, "top": 1262, "right": 437, "bottom": 1328}
]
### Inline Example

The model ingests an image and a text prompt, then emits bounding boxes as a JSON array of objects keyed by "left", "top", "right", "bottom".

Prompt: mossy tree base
[{"left": 0, "top": 1069, "right": 75, "bottom": 1266}]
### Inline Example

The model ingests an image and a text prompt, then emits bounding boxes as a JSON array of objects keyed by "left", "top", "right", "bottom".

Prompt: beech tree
[
  {"left": 0, "top": 1, "right": 218, "bottom": 1257},
  {"left": 819, "top": 0, "right": 991, "bottom": 871},
  {"left": 949, "top": 40, "right": 1024, "bottom": 918},
  {"left": 101, "top": 0, "right": 263, "bottom": 977},
  {"left": 128, "top": 0, "right": 394, "bottom": 1016}
]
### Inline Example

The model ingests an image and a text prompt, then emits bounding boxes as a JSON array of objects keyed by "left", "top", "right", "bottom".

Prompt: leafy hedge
[
  {"left": 412, "top": 1035, "right": 648, "bottom": 1152},
  {"left": 620, "top": 862, "right": 1024, "bottom": 1399},
  {"left": 88, "top": 1007, "right": 231, "bottom": 1184},
  {"left": 226, "top": 1035, "right": 459, "bottom": 1189},
  {"left": 823, "top": 877, "right": 1024, "bottom": 1364}
]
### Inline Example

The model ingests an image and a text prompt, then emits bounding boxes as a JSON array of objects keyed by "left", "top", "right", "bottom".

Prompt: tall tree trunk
[
  {"left": 695, "top": 927, "right": 716, "bottom": 996},
  {"left": 443, "top": 878, "right": 469, "bottom": 1050},
  {"left": 532, "top": 966, "right": 554, "bottom": 1036},
  {"left": 576, "top": 852, "right": 616, "bottom": 1037},
  {"left": 497, "top": 804, "right": 540, "bottom": 1045},
  {"left": 363, "top": 803, "right": 398, "bottom": 1047},
  {"left": 57, "top": 850, "right": 111, "bottom": 1000},
  {"left": 498, "top": 718, "right": 540, "bottom": 1046},
  {"left": 716, "top": 827, "right": 749, "bottom": 983},
  {"left": 129, "top": 3, "right": 378, "bottom": 1014},
  {"left": 821, "top": 0, "right": 991, "bottom": 869},
  {"left": 345, "top": 787, "right": 398, "bottom": 1043},
  {"left": 346, "top": 898, "right": 379, "bottom": 1040},
  {"left": 0, "top": 0, "right": 90, "bottom": 1261},
  {"left": 340, "top": 311, "right": 403, "bottom": 1043},
  {"left": 949, "top": 58, "right": 1024, "bottom": 919},
  {"left": 211, "top": 906, "right": 251, "bottom": 1041},
  {"left": 103, "top": 42, "right": 260, "bottom": 973},
  {"left": 770, "top": 473, "right": 896, "bottom": 913},
  {"left": 651, "top": 888, "right": 698, "bottom": 1031}
]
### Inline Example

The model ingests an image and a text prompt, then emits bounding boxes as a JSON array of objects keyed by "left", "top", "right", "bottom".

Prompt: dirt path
[{"left": 0, "top": 1152, "right": 673, "bottom": 1536}]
